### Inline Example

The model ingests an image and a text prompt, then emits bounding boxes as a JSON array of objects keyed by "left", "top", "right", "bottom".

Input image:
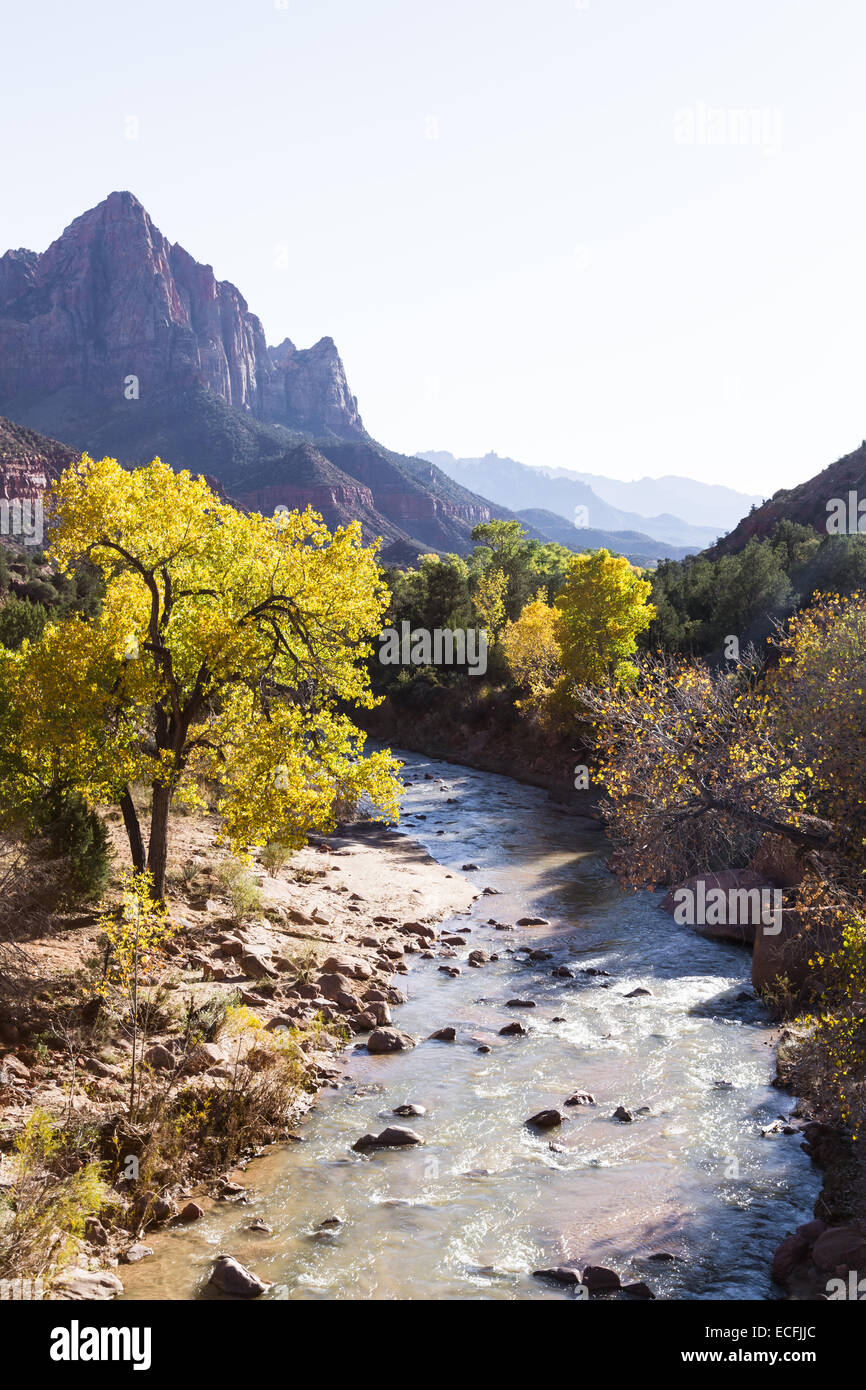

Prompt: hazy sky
[{"left": 2, "top": 0, "right": 864, "bottom": 497}]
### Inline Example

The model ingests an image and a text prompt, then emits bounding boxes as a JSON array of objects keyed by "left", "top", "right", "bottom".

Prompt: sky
[{"left": 2, "top": 0, "right": 865, "bottom": 498}]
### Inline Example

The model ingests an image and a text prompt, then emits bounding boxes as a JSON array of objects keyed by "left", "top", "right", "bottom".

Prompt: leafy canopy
[{"left": 0, "top": 456, "right": 401, "bottom": 883}]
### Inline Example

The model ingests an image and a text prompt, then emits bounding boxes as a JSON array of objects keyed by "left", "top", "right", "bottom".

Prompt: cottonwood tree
[
  {"left": 0, "top": 456, "right": 401, "bottom": 900},
  {"left": 580, "top": 650, "right": 831, "bottom": 889}
]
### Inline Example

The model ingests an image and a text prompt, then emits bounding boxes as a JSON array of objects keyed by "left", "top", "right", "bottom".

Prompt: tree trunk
[
  {"left": 147, "top": 783, "right": 172, "bottom": 902},
  {"left": 119, "top": 787, "right": 146, "bottom": 873}
]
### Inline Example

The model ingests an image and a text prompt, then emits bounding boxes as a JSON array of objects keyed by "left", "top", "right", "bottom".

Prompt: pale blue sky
[{"left": 2, "top": 0, "right": 865, "bottom": 496}]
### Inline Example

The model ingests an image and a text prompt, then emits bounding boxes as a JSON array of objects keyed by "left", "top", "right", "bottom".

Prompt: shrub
[
  {"left": 260, "top": 841, "right": 290, "bottom": 876},
  {"left": 39, "top": 786, "right": 112, "bottom": 901},
  {"left": 0, "top": 1110, "right": 107, "bottom": 1281},
  {"left": 0, "top": 597, "right": 47, "bottom": 649},
  {"left": 216, "top": 858, "right": 263, "bottom": 922}
]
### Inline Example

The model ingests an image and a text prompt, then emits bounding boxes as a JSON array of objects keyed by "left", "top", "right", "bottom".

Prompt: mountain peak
[{"left": 0, "top": 194, "right": 366, "bottom": 442}]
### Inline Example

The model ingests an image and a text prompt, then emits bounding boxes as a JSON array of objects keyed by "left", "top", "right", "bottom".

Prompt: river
[{"left": 121, "top": 750, "right": 820, "bottom": 1300}]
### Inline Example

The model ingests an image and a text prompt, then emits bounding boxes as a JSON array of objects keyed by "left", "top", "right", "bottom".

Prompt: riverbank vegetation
[{"left": 3, "top": 458, "right": 866, "bottom": 1294}]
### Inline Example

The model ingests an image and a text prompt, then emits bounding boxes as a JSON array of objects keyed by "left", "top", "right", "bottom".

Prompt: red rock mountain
[
  {"left": 710, "top": 439, "right": 866, "bottom": 555},
  {"left": 0, "top": 191, "right": 363, "bottom": 439},
  {"left": 0, "top": 416, "right": 78, "bottom": 503},
  {"left": 0, "top": 193, "right": 517, "bottom": 556}
]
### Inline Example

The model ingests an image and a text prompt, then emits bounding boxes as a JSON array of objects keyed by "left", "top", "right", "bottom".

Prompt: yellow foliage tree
[
  {"left": 0, "top": 456, "right": 401, "bottom": 899},
  {"left": 473, "top": 565, "right": 508, "bottom": 642},
  {"left": 500, "top": 593, "right": 561, "bottom": 715},
  {"left": 554, "top": 549, "right": 656, "bottom": 689}
]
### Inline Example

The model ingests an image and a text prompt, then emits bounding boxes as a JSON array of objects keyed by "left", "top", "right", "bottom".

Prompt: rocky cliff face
[
  {"left": 0, "top": 194, "right": 534, "bottom": 559},
  {"left": 0, "top": 191, "right": 365, "bottom": 440},
  {"left": 0, "top": 417, "right": 78, "bottom": 503}
]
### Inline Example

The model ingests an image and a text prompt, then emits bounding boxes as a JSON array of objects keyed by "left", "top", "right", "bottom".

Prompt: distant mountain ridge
[
  {"left": 0, "top": 193, "right": 734, "bottom": 565},
  {"left": 420, "top": 450, "right": 759, "bottom": 549}
]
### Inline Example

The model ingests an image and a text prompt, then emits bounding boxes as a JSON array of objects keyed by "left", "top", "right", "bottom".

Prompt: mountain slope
[
  {"left": 0, "top": 416, "right": 78, "bottom": 505},
  {"left": 709, "top": 439, "right": 866, "bottom": 556}
]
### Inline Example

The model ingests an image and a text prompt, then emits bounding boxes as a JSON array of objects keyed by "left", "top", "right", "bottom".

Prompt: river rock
[
  {"left": 394, "top": 1103, "right": 427, "bottom": 1116},
  {"left": 499, "top": 1021, "right": 528, "bottom": 1036},
  {"left": 612, "top": 1106, "right": 634, "bottom": 1122},
  {"left": 316, "top": 971, "right": 353, "bottom": 1000},
  {"left": 462, "top": 863, "right": 480, "bottom": 871},
  {"left": 184, "top": 1042, "right": 224, "bottom": 1074},
  {"left": 241, "top": 951, "right": 276, "bottom": 981},
  {"left": 52, "top": 1268, "right": 124, "bottom": 1300},
  {"left": 144, "top": 1043, "right": 176, "bottom": 1071},
  {"left": 208, "top": 1254, "right": 269, "bottom": 1297},
  {"left": 467, "top": 950, "right": 489, "bottom": 966},
  {"left": 352, "top": 1126, "right": 424, "bottom": 1151},
  {"left": 811, "top": 1226, "right": 866, "bottom": 1272},
  {"left": 771, "top": 1232, "right": 809, "bottom": 1282},
  {"left": 564, "top": 1091, "right": 596, "bottom": 1107},
  {"left": 401, "top": 921, "right": 437, "bottom": 942},
  {"left": 179, "top": 1201, "right": 205, "bottom": 1223},
  {"left": 322, "top": 954, "right": 373, "bottom": 981},
  {"left": 552, "top": 965, "right": 574, "bottom": 978},
  {"left": 517, "top": 916, "right": 549, "bottom": 926},
  {"left": 1, "top": 1054, "right": 30, "bottom": 1081},
  {"left": 506, "top": 998, "right": 536, "bottom": 1008},
  {"left": 429, "top": 1027, "right": 457, "bottom": 1042},
  {"left": 582, "top": 1265, "right": 621, "bottom": 1293},
  {"left": 122, "top": 1243, "right": 154, "bottom": 1264},
  {"left": 526, "top": 1109, "right": 563, "bottom": 1130},
  {"left": 624, "top": 987, "right": 652, "bottom": 998},
  {"left": 752, "top": 906, "right": 842, "bottom": 998},
  {"left": 623, "top": 1281, "right": 655, "bottom": 1299},
  {"left": 533, "top": 1267, "right": 582, "bottom": 1286},
  {"left": 217, "top": 937, "right": 245, "bottom": 957},
  {"left": 367, "top": 1027, "right": 416, "bottom": 1054}
]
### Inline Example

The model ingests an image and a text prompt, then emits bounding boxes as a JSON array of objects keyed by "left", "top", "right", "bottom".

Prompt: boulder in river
[
  {"left": 122, "top": 1244, "right": 154, "bottom": 1264},
  {"left": 367, "top": 1028, "right": 416, "bottom": 1054},
  {"left": 506, "top": 998, "right": 536, "bottom": 1008},
  {"left": 499, "top": 1021, "right": 529, "bottom": 1036},
  {"left": 612, "top": 1105, "right": 634, "bottom": 1123},
  {"left": 208, "top": 1254, "right": 270, "bottom": 1297},
  {"left": 526, "top": 1109, "right": 563, "bottom": 1130},
  {"left": 564, "top": 1091, "right": 596, "bottom": 1107},
  {"left": 352, "top": 1126, "right": 425, "bottom": 1151},
  {"left": 582, "top": 1265, "right": 621, "bottom": 1293},
  {"left": 429, "top": 1027, "right": 457, "bottom": 1042},
  {"left": 624, "top": 987, "right": 652, "bottom": 998},
  {"left": 533, "top": 1266, "right": 582, "bottom": 1286},
  {"left": 517, "top": 916, "right": 549, "bottom": 926},
  {"left": 394, "top": 1102, "right": 427, "bottom": 1117}
]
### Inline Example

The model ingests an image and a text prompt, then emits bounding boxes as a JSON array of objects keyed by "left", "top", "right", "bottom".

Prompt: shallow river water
[{"left": 121, "top": 751, "right": 820, "bottom": 1301}]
